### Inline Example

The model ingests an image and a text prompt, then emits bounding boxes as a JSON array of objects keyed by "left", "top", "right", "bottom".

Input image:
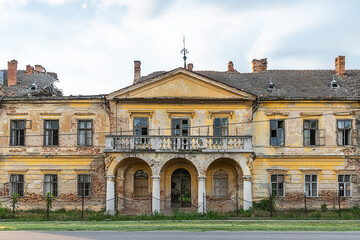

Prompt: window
[
  {"left": 337, "top": 120, "right": 352, "bottom": 146},
  {"left": 213, "top": 169, "right": 228, "bottom": 198},
  {"left": 271, "top": 174, "right": 284, "bottom": 197},
  {"left": 338, "top": 174, "right": 351, "bottom": 197},
  {"left": 78, "top": 120, "right": 93, "bottom": 146},
  {"left": 10, "top": 120, "right": 25, "bottom": 146},
  {"left": 270, "top": 120, "right": 285, "bottom": 146},
  {"left": 77, "top": 174, "right": 91, "bottom": 197},
  {"left": 304, "top": 120, "right": 318, "bottom": 146},
  {"left": 172, "top": 118, "right": 189, "bottom": 136},
  {"left": 133, "top": 117, "right": 149, "bottom": 136},
  {"left": 305, "top": 174, "right": 318, "bottom": 197},
  {"left": 44, "top": 120, "right": 59, "bottom": 146},
  {"left": 213, "top": 118, "right": 229, "bottom": 136},
  {"left": 44, "top": 174, "right": 58, "bottom": 197},
  {"left": 10, "top": 174, "right": 24, "bottom": 197},
  {"left": 134, "top": 170, "right": 149, "bottom": 198}
]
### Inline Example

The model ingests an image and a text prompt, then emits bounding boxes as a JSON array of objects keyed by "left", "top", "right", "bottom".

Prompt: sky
[{"left": 0, "top": 0, "right": 360, "bottom": 95}]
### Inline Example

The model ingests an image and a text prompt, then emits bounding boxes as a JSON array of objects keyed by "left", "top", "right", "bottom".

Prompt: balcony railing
[{"left": 105, "top": 135, "right": 253, "bottom": 152}]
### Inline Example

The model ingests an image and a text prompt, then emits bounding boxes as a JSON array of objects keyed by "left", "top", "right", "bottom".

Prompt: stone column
[
  {"left": 152, "top": 175, "right": 161, "bottom": 214},
  {"left": 243, "top": 175, "right": 252, "bottom": 210},
  {"left": 105, "top": 175, "right": 116, "bottom": 215},
  {"left": 198, "top": 175, "right": 206, "bottom": 214}
]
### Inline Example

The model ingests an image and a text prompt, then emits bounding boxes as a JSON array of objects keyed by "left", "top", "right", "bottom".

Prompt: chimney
[
  {"left": 187, "top": 63, "right": 193, "bottom": 71},
  {"left": 35, "top": 65, "right": 44, "bottom": 72},
  {"left": 26, "top": 65, "right": 34, "bottom": 74},
  {"left": 335, "top": 56, "right": 345, "bottom": 77},
  {"left": 7, "top": 59, "right": 18, "bottom": 86},
  {"left": 252, "top": 58, "right": 267, "bottom": 73},
  {"left": 228, "top": 61, "right": 235, "bottom": 72},
  {"left": 134, "top": 60, "right": 141, "bottom": 84}
]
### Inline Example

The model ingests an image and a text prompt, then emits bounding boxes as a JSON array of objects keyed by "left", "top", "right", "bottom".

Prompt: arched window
[
  {"left": 213, "top": 169, "right": 228, "bottom": 198},
  {"left": 134, "top": 170, "right": 148, "bottom": 198}
]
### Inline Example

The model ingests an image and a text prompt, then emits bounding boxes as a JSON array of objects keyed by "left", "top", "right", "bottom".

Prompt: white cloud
[
  {"left": 0, "top": 0, "right": 341, "bottom": 95},
  {"left": 82, "top": 2, "right": 87, "bottom": 8},
  {"left": 37, "top": 0, "right": 72, "bottom": 5}
]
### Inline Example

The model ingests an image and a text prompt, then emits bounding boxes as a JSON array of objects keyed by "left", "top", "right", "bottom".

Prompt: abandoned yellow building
[{"left": 0, "top": 56, "right": 359, "bottom": 214}]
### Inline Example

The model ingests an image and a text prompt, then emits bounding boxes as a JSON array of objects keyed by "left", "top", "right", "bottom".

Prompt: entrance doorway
[{"left": 171, "top": 168, "right": 191, "bottom": 207}]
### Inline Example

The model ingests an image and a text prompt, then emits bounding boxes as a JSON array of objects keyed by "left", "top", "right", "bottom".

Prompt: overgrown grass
[
  {"left": 0, "top": 220, "right": 360, "bottom": 231},
  {"left": 1, "top": 201, "right": 360, "bottom": 221}
]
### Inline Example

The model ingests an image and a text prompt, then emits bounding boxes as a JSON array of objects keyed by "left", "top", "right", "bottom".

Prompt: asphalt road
[{"left": 1, "top": 231, "right": 360, "bottom": 240}]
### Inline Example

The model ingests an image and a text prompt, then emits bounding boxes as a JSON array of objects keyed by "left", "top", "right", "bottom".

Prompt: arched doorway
[{"left": 171, "top": 168, "right": 191, "bottom": 207}]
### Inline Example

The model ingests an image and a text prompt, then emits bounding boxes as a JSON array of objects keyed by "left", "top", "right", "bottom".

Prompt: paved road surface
[{"left": 1, "top": 231, "right": 360, "bottom": 240}]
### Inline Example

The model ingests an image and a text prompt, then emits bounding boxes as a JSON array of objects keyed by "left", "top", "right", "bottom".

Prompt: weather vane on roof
[{"left": 180, "top": 35, "right": 189, "bottom": 68}]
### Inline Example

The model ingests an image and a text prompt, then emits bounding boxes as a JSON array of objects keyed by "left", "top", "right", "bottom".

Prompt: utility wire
[{"left": 0, "top": 109, "right": 359, "bottom": 139}]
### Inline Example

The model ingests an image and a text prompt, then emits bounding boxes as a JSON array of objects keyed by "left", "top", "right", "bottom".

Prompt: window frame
[
  {"left": 213, "top": 118, "right": 229, "bottom": 137},
  {"left": 10, "top": 119, "right": 26, "bottom": 146},
  {"left": 270, "top": 120, "right": 285, "bottom": 146},
  {"left": 213, "top": 169, "right": 228, "bottom": 199},
  {"left": 77, "top": 174, "right": 92, "bottom": 197},
  {"left": 133, "top": 117, "right": 149, "bottom": 136},
  {"left": 338, "top": 174, "right": 351, "bottom": 197},
  {"left": 304, "top": 174, "right": 318, "bottom": 197},
  {"left": 43, "top": 119, "right": 59, "bottom": 146},
  {"left": 303, "top": 119, "right": 319, "bottom": 147},
  {"left": 43, "top": 174, "right": 58, "bottom": 197},
  {"left": 270, "top": 174, "right": 285, "bottom": 197},
  {"left": 10, "top": 174, "right": 24, "bottom": 197},
  {"left": 77, "top": 119, "right": 93, "bottom": 146},
  {"left": 133, "top": 170, "right": 149, "bottom": 198},
  {"left": 171, "top": 117, "right": 190, "bottom": 136},
  {"left": 337, "top": 119, "right": 352, "bottom": 146}
]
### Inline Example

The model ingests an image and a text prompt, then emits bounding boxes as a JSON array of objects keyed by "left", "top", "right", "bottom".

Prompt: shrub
[
  {"left": 253, "top": 198, "right": 274, "bottom": 212},
  {"left": 321, "top": 204, "right": 327, "bottom": 212}
]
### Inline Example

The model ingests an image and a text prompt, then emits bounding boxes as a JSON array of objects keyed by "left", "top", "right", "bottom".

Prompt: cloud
[
  {"left": 0, "top": 0, "right": 351, "bottom": 95},
  {"left": 37, "top": 0, "right": 72, "bottom": 5}
]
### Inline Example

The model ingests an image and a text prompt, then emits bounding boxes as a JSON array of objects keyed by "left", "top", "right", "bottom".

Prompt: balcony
[{"left": 105, "top": 135, "right": 253, "bottom": 153}]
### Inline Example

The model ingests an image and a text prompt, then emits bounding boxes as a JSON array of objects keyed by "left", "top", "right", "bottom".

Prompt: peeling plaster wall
[{"left": 0, "top": 99, "right": 109, "bottom": 210}]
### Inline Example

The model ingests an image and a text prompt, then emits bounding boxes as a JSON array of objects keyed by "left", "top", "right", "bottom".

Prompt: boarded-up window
[
  {"left": 213, "top": 169, "right": 228, "bottom": 198},
  {"left": 134, "top": 170, "right": 148, "bottom": 198}
]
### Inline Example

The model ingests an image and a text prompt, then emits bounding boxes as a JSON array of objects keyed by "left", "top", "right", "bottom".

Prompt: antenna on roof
[{"left": 180, "top": 35, "right": 189, "bottom": 68}]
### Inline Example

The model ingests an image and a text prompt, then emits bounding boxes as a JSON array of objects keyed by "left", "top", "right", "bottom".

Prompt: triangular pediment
[{"left": 108, "top": 68, "right": 255, "bottom": 100}]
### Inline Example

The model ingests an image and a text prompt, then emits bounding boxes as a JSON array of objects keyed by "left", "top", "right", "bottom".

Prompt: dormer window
[
  {"left": 267, "top": 78, "right": 276, "bottom": 91},
  {"left": 330, "top": 78, "right": 339, "bottom": 88},
  {"left": 29, "top": 83, "right": 38, "bottom": 91}
]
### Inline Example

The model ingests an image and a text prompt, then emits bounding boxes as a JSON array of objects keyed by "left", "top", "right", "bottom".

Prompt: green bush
[
  {"left": 253, "top": 198, "right": 274, "bottom": 212},
  {"left": 321, "top": 204, "right": 327, "bottom": 212}
]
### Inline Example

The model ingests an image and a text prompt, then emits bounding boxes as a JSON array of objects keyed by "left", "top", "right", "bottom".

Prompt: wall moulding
[
  {"left": 6, "top": 112, "right": 28, "bottom": 116},
  {"left": 300, "top": 112, "right": 322, "bottom": 116},
  {"left": 166, "top": 110, "right": 195, "bottom": 119},
  {"left": 265, "top": 112, "right": 289, "bottom": 117},
  {"left": 208, "top": 110, "right": 234, "bottom": 119},
  {"left": 74, "top": 112, "right": 96, "bottom": 116},
  {"left": 40, "top": 112, "right": 62, "bottom": 116},
  {"left": 128, "top": 110, "right": 154, "bottom": 119}
]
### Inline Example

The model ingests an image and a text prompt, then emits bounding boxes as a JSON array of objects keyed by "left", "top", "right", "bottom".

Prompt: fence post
[
  {"left": 150, "top": 192, "right": 153, "bottom": 216},
  {"left": 203, "top": 193, "right": 205, "bottom": 215},
  {"left": 46, "top": 199, "right": 50, "bottom": 220},
  {"left": 12, "top": 201, "right": 15, "bottom": 219},
  {"left": 338, "top": 188, "right": 342, "bottom": 218},
  {"left": 236, "top": 192, "right": 239, "bottom": 217},
  {"left": 270, "top": 192, "right": 273, "bottom": 217},
  {"left": 304, "top": 193, "right": 307, "bottom": 217},
  {"left": 81, "top": 193, "right": 85, "bottom": 219},
  {"left": 116, "top": 194, "right": 119, "bottom": 218}
]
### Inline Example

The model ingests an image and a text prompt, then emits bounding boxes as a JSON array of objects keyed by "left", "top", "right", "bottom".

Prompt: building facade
[{"left": 0, "top": 57, "right": 359, "bottom": 214}]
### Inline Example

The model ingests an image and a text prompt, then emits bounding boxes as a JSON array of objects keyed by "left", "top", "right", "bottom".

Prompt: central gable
[{"left": 109, "top": 69, "right": 255, "bottom": 100}]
